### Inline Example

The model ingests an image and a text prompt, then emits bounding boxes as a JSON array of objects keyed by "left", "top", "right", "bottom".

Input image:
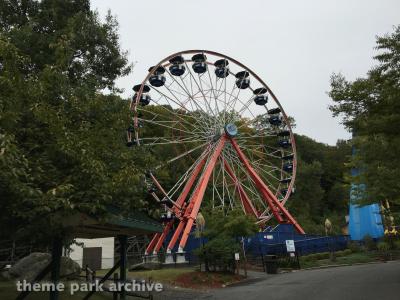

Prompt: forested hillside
[{"left": 288, "top": 135, "right": 350, "bottom": 234}]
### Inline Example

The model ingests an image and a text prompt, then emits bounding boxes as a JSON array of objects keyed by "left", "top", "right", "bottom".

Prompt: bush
[
  {"left": 315, "top": 252, "right": 330, "bottom": 260},
  {"left": 362, "top": 235, "right": 376, "bottom": 251},
  {"left": 343, "top": 249, "right": 352, "bottom": 255},
  {"left": 393, "top": 240, "right": 400, "bottom": 250},
  {"left": 335, "top": 249, "right": 352, "bottom": 257},
  {"left": 302, "top": 252, "right": 330, "bottom": 261},
  {"left": 302, "top": 254, "right": 317, "bottom": 261},
  {"left": 347, "top": 241, "right": 361, "bottom": 253},
  {"left": 377, "top": 241, "right": 391, "bottom": 252},
  {"left": 302, "top": 249, "right": 354, "bottom": 262}
]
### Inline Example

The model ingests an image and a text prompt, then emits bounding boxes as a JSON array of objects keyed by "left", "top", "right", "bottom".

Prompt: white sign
[
  {"left": 266, "top": 235, "right": 274, "bottom": 240},
  {"left": 285, "top": 240, "right": 295, "bottom": 252},
  {"left": 234, "top": 253, "right": 240, "bottom": 261}
]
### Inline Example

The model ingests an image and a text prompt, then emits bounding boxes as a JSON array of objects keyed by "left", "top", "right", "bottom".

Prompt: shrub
[
  {"left": 377, "top": 241, "right": 391, "bottom": 252},
  {"left": 347, "top": 241, "right": 361, "bottom": 253},
  {"left": 302, "top": 254, "right": 317, "bottom": 261},
  {"left": 362, "top": 235, "right": 376, "bottom": 251},
  {"left": 319, "top": 252, "right": 330, "bottom": 260},
  {"left": 335, "top": 249, "right": 352, "bottom": 257},
  {"left": 343, "top": 249, "right": 352, "bottom": 256},
  {"left": 393, "top": 240, "right": 400, "bottom": 250}
]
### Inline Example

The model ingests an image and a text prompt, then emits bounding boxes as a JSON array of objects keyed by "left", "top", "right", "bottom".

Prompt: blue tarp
[
  {"left": 348, "top": 143, "right": 384, "bottom": 240},
  {"left": 349, "top": 202, "right": 384, "bottom": 240}
]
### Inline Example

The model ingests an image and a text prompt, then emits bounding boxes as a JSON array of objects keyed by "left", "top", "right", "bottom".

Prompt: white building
[{"left": 69, "top": 238, "right": 115, "bottom": 270}]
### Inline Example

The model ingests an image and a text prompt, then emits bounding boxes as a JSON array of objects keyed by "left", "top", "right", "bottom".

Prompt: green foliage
[
  {"left": 393, "top": 240, "right": 400, "bottom": 250},
  {"left": 194, "top": 210, "right": 258, "bottom": 272},
  {"left": 287, "top": 135, "right": 350, "bottom": 234},
  {"left": 329, "top": 25, "right": 400, "bottom": 217},
  {"left": 377, "top": 241, "right": 391, "bottom": 252},
  {"left": 0, "top": 0, "right": 143, "bottom": 243},
  {"left": 347, "top": 241, "right": 362, "bottom": 253},
  {"left": 302, "top": 249, "right": 355, "bottom": 262},
  {"left": 362, "top": 235, "right": 376, "bottom": 251}
]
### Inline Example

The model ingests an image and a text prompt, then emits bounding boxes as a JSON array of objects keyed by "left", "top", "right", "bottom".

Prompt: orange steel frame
[{"left": 145, "top": 134, "right": 304, "bottom": 255}]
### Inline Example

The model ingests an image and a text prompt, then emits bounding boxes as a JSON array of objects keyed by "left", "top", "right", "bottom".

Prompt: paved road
[{"left": 196, "top": 261, "right": 400, "bottom": 300}]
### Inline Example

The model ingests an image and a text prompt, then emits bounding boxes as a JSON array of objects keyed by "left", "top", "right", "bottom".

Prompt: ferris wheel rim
[{"left": 130, "top": 49, "right": 297, "bottom": 211}]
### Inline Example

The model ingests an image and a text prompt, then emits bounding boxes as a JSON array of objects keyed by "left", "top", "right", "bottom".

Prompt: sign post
[
  {"left": 285, "top": 240, "right": 300, "bottom": 269},
  {"left": 285, "top": 240, "right": 295, "bottom": 253},
  {"left": 234, "top": 253, "right": 240, "bottom": 275}
]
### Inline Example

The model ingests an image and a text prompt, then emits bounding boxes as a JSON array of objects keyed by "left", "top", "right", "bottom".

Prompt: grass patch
[
  {"left": 128, "top": 267, "right": 195, "bottom": 284},
  {"left": 93, "top": 267, "right": 242, "bottom": 289},
  {"left": 93, "top": 266, "right": 195, "bottom": 284},
  {"left": 299, "top": 251, "right": 380, "bottom": 269}
]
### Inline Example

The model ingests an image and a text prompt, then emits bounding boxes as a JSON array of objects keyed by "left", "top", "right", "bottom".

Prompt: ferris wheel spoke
[
  {"left": 252, "top": 162, "right": 282, "bottom": 185},
  {"left": 165, "top": 68, "right": 215, "bottom": 129},
  {"left": 166, "top": 146, "right": 213, "bottom": 198},
  {"left": 197, "top": 73, "right": 220, "bottom": 122},
  {"left": 236, "top": 117, "right": 260, "bottom": 130},
  {"left": 237, "top": 141, "right": 283, "bottom": 160},
  {"left": 138, "top": 100, "right": 213, "bottom": 137},
  {"left": 237, "top": 95, "right": 258, "bottom": 116},
  {"left": 231, "top": 93, "right": 258, "bottom": 121},
  {"left": 238, "top": 144, "right": 283, "bottom": 183},
  {"left": 156, "top": 141, "right": 211, "bottom": 171},
  {"left": 201, "top": 66, "right": 223, "bottom": 127},
  {"left": 226, "top": 88, "right": 241, "bottom": 118},
  {"left": 212, "top": 163, "right": 226, "bottom": 209},
  {"left": 138, "top": 136, "right": 210, "bottom": 146},
  {"left": 138, "top": 100, "right": 199, "bottom": 133},
  {"left": 149, "top": 84, "right": 201, "bottom": 119},
  {"left": 137, "top": 117, "right": 202, "bottom": 137},
  {"left": 182, "top": 61, "right": 217, "bottom": 118},
  {"left": 236, "top": 133, "right": 278, "bottom": 140},
  {"left": 223, "top": 146, "right": 268, "bottom": 212},
  {"left": 228, "top": 139, "right": 282, "bottom": 196}
]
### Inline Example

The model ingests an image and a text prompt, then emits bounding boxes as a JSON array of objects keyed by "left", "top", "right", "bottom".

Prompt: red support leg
[
  {"left": 153, "top": 221, "right": 174, "bottom": 253},
  {"left": 222, "top": 158, "right": 259, "bottom": 218},
  {"left": 230, "top": 138, "right": 305, "bottom": 234},
  {"left": 145, "top": 233, "right": 161, "bottom": 255},
  {"left": 147, "top": 150, "right": 209, "bottom": 254},
  {"left": 167, "top": 220, "right": 186, "bottom": 251},
  {"left": 179, "top": 136, "right": 227, "bottom": 250},
  {"left": 164, "top": 151, "right": 212, "bottom": 252},
  {"left": 172, "top": 154, "right": 208, "bottom": 215}
]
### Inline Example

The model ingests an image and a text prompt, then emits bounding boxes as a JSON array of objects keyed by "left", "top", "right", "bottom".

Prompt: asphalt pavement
[{"left": 196, "top": 261, "right": 400, "bottom": 300}]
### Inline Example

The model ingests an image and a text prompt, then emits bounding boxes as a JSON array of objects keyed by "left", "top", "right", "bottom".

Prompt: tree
[
  {"left": 194, "top": 210, "right": 258, "bottom": 272},
  {"left": 329, "top": 25, "right": 400, "bottom": 217},
  {"left": 0, "top": 0, "right": 141, "bottom": 243}
]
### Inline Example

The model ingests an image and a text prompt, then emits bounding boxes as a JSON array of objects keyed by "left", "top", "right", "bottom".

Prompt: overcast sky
[{"left": 91, "top": 0, "right": 399, "bottom": 145}]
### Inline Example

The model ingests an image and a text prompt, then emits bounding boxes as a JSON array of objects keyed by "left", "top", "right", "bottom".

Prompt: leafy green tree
[
  {"left": 329, "top": 25, "right": 400, "bottom": 217},
  {"left": 0, "top": 0, "right": 143, "bottom": 243},
  {"left": 194, "top": 210, "right": 258, "bottom": 272},
  {"left": 286, "top": 134, "right": 350, "bottom": 234}
]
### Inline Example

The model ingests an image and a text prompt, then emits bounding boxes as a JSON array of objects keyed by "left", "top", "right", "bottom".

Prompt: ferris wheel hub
[{"left": 224, "top": 123, "right": 238, "bottom": 137}]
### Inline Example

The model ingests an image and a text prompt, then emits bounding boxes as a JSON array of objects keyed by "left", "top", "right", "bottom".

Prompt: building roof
[{"left": 62, "top": 207, "right": 163, "bottom": 239}]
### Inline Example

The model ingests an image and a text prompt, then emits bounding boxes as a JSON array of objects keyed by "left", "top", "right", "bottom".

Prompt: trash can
[{"left": 265, "top": 255, "right": 278, "bottom": 274}]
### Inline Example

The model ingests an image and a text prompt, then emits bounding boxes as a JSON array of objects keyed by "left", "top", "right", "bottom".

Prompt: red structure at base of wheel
[{"left": 146, "top": 135, "right": 304, "bottom": 255}]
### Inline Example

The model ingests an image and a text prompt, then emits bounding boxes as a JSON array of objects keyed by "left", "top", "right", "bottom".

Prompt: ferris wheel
[{"left": 127, "top": 50, "right": 304, "bottom": 256}]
